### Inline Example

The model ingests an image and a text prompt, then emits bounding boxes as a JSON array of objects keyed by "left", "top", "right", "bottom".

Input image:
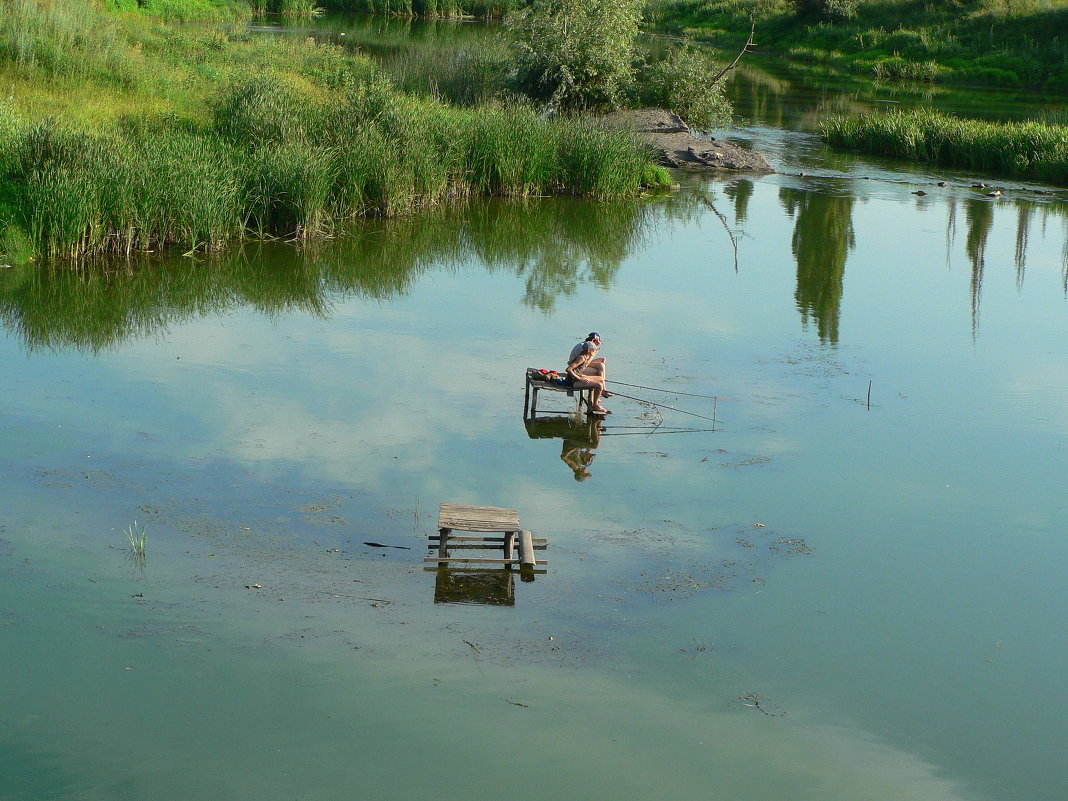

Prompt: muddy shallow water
[{"left": 4, "top": 29, "right": 1068, "bottom": 798}]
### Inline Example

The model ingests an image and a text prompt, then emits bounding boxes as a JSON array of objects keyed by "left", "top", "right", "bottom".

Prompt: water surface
[{"left": 3, "top": 27, "right": 1068, "bottom": 801}]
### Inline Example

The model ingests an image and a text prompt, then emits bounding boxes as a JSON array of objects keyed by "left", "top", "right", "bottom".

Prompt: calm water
[{"left": 4, "top": 23, "right": 1068, "bottom": 801}]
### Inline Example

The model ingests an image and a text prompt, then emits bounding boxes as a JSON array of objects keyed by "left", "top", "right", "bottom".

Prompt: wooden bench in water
[
  {"left": 426, "top": 503, "right": 547, "bottom": 569},
  {"left": 524, "top": 367, "right": 595, "bottom": 420}
]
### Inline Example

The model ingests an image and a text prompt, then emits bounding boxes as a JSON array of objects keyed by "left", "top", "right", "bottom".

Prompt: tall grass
[
  {"left": 0, "top": 74, "right": 669, "bottom": 260},
  {"left": 823, "top": 108, "right": 1068, "bottom": 184},
  {"left": 315, "top": 0, "right": 522, "bottom": 17},
  {"left": 1, "top": 0, "right": 135, "bottom": 87},
  {"left": 0, "top": 0, "right": 670, "bottom": 261},
  {"left": 261, "top": 0, "right": 326, "bottom": 16}
]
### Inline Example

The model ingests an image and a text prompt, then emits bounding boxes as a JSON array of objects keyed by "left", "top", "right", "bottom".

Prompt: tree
[{"left": 509, "top": 0, "right": 643, "bottom": 112}]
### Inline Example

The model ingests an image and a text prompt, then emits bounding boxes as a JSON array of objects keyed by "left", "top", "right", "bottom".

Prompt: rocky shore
[{"left": 604, "top": 108, "right": 774, "bottom": 173}]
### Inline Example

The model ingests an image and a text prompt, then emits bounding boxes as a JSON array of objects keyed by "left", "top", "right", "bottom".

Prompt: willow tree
[{"left": 509, "top": 0, "right": 643, "bottom": 112}]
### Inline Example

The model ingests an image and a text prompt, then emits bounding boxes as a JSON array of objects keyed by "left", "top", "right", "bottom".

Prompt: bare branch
[{"left": 710, "top": 21, "right": 757, "bottom": 87}]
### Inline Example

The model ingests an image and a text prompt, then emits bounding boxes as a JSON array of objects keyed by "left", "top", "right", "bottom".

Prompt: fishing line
[
  {"left": 606, "top": 390, "right": 719, "bottom": 423},
  {"left": 600, "top": 425, "right": 706, "bottom": 430},
  {"left": 599, "top": 428, "right": 717, "bottom": 437}
]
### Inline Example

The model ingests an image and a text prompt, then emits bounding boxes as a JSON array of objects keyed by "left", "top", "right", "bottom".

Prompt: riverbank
[
  {"left": 645, "top": 0, "right": 1068, "bottom": 91},
  {"left": 0, "top": 1, "right": 671, "bottom": 263},
  {"left": 310, "top": 0, "right": 1068, "bottom": 92}
]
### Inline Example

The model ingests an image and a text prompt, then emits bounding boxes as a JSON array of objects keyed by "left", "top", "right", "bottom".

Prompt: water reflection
[
  {"left": 0, "top": 197, "right": 685, "bottom": 351},
  {"left": 2, "top": 182, "right": 1066, "bottom": 352},
  {"left": 431, "top": 565, "right": 516, "bottom": 605},
  {"left": 964, "top": 198, "right": 995, "bottom": 335},
  {"left": 726, "top": 59, "right": 1065, "bottom": 132},
  {"left": 780, "top": 186, "right": 856, "bottom": 344},
  {"left": 525, "top": 415, "right": 603, "bottom": 482},
  {"left": 724, "top": 178, "right": 754, "bottom": 224}
]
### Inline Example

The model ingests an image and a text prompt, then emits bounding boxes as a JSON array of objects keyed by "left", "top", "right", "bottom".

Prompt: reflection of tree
[
  {"left": 1, "top": 193, "right": 699, "bottom": 351},
  {"left": 964, "top": 198, "right": 994, "bottom": 336},
  {"left": 724, "top": 179, "right": 754, "bottom": 224},
  {"left": 1015, "top": 202, "right": 1032, "bottom": 290},
  {"left": 466, "top": 198, "right": 650, "bottom": 312},
  {"left": 779, "top": 187, "right": 855, "bottom": 344}
]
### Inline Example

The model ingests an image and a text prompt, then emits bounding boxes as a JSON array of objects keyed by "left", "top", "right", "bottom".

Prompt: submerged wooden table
[{"left": 426, "top": 503, "right": 547, "bottom": 568}]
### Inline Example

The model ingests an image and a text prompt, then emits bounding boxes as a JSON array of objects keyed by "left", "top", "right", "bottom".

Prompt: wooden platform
[
  {"left": 425, "top": 503, "right": 547, "bottom": 569},
  {"left": 524, "top": 367, "right": 594, "bottom": 420}
]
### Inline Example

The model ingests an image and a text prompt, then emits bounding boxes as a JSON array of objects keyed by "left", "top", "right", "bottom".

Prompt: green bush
[
  {"left": 870, "top": 55, "right": 940, "bottom": 81},
  {"left": 638, "top": 42, "right": 733, "bottom": 128},
  {"left": 509, "top": 0, "right": 643, "bottom": 111},
  {"left": 795, "top": 0, "right": 858, "bottom": 21}
]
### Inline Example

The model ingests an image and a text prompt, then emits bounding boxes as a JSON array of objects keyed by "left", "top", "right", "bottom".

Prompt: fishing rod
[
  {"left": 608, "top": 380, "right": 724, "bottom": 401},
  {"left": 606, "top": 390, "right": 720, "bottom": 423}
]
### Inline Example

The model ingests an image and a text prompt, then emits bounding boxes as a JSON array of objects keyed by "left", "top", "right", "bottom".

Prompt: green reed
[
  {"left": 823, "top": 108, "right": 1068, "bottom": 184},
  {"left": 263, "top": 0, "right": 325, "bottom": 17},
  {"left": 317, "top": 0, "right": 520, "bottom": 18},
  {"left": 125, "top": 521, "right": 148, "bottom": 554},
  {"left": 0, "top": 74, "right": 666, "bottom": 260}
]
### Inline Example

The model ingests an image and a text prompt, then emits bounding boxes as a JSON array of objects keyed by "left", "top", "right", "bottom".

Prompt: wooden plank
[
  {"left": 438, "top": 503, "right": 520, "bottom": 532},
  {"left": 423, "top": 557, "right": 519, "bottom": 564},
  {"left": 423, "top": 558, "right": 548, "bottom": 565},
  {"left": 425, "top": 540, "right": 546, "bottom": 546},
  {"left": 425, "top": 546, "right": 546, "bottom": 551},
  {"left": 429, "top": 535, "right": 508, "bottom": 543}
]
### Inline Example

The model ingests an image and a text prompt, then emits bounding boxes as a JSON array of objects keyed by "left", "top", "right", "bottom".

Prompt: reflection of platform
[
  {"left": 524, "top": 368, "right": 594, "bottom": 419},
  {"left": 524, "top": 415, "right": 600, "bottom": 443},
  {"left": 431, "top": 566, "right": 515, "bottom": 605},
  {"left": 525, "top": 415, "right": 603, "bottom": 482}
]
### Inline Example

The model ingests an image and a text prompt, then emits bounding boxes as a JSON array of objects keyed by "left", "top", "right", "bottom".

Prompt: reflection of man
[
  {"left": 568, "top": 332, "right": 610, "bottom": 396},
  {"left": 560, "top": 420, "right": 602, "bottom": 482}
]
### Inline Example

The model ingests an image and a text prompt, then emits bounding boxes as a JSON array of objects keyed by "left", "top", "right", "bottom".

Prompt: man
[{"left": 568, "top": 332, "right": 611, "bottom": 396}]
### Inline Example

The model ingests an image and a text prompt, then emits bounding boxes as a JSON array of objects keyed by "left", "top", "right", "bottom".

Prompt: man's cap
[{"left": 588, "top": 332, "right": 601, "bottom": 340}]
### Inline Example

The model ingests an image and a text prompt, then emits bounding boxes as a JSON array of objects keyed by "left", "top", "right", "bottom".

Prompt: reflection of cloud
[{"left": 123, "top": 314, "right": 507, "bottom": 492}]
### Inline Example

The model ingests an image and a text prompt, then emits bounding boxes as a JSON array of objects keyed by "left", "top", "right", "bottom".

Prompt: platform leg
[
  {"left": 518, "top": 529, "right": 536, "bottom": 582},
  {"left": 438, "top": 527, "right": 450, "bottom": 558}
]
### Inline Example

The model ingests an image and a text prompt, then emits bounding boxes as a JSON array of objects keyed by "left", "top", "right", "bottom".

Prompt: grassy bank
[
  {"left": 0, "top": 0, "right": 669, "bottom": 263},
  {"left": 646, "top": 0, "right": 1068, "bottom": 90},
  {"left": 823, "top": 108, "right": 1068, "bottom": 184}
]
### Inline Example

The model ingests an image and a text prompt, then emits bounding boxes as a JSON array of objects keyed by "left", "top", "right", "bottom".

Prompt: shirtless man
[
  {"left": 568, "top": 332, "right": 610, "bottom": 396},
  {"left": 566, "top": 341, "right": 609, "bottom": 415}
]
